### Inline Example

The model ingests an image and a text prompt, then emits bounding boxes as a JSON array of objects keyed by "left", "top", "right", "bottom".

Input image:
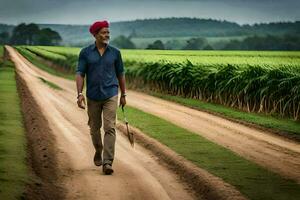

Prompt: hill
[{"left": 1, "top": 18, "right": 299, "bottom": 46}]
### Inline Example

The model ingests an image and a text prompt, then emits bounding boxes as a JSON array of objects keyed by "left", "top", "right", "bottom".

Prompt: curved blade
[{"left": 122, "top": 106, "right": 134, "bottom": 147}]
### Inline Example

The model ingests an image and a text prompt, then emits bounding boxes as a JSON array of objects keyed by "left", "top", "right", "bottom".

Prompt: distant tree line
[
  {"left": 2, "top": 21, "right": 298, "bottom": 50},
  {"left": 146, "top": 40, "right": 165, "bottom": 50},
  {"left": 111, "top": 18, "right": 300, "bottom": 38},
  {"left": 0, "top": 32, "right": 9, "bottom": 44},
  {"left": 223, "top": 34, "right": 300, "bottom": 50},
  {"left": 110, "top": 35, "right": 136, "bottom": 49},
  {"left": 0, "top": 23, "right": 62, "bottom": 45},
  {"left": 110, "top": 34, "right": 300, "bottom": 50},
  {"left": 1, "top": 18, "right": 299, "bottom": 46},
  {"left": 145, "top": 38, "right": 213, "bottom": 50}
]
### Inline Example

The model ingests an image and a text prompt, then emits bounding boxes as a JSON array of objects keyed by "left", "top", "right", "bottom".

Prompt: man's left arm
[
  {"left": 118, "top": 75, "right": 126, "bottom": 107},
  {"left": 116, "top": 50, "right": 126, "bottom": 107}
]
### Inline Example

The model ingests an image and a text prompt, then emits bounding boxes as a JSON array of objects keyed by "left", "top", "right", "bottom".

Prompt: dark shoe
[
  {"left": 103, "top": 164, "right": 114, "bottom": 175},
  {"left": 94, "top": 151, "right": 102, "bottom": 166}
]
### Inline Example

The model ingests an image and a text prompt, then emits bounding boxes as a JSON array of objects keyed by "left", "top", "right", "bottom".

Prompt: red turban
[{"left": 89, "top": 20, "right": 109, "bottom": 35}]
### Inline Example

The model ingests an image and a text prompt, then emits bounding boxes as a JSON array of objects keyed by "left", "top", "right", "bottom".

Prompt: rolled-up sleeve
[
  {"left": 76, "top": 49, "right": 87, "bottom": 76},
  {"left": 115, "top": 50, "right": 124, "bottom": 77}
]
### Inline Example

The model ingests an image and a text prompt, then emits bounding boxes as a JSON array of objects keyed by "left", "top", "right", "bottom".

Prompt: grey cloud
[{"left": 0, "top": 0, "right": 299, "bottom": 25}]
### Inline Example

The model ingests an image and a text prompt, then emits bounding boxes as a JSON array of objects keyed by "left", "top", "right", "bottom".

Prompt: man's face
[{"left": 95, "top": 27, "right": 110, "bottom": 44}]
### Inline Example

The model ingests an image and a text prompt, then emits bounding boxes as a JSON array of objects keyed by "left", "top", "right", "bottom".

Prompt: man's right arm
[
  {"left": 76, "top": 49, "right": 87, "bottom": 109},
  {"left": 76, "top": 74, "right": 86, "bottom": 109},
  {"left": 76, "top": 74, "right": 85, "bottom": 96}
]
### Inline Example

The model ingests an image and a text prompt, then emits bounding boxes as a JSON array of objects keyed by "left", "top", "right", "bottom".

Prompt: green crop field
[
  {"left": 35, "top": 46, "right": 80, "bottom": 56},
  {"left": 35, "top": 46, "right": 300, "bottom": 67},
  {"left": 16, "top": 46, "right": 300, "bottom": 121},
  {"left": 25, "top": 46, "right": 66, "bottom": 60},
  {"left": 13, "top": 44, "right": 300, "bottom": 199},
  {"left": 122, "top": 50, "right": 300, "bottom": 67}
]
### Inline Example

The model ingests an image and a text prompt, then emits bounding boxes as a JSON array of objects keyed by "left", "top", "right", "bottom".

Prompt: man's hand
[
  {"left": 119, "top": 96, "right": 126, "bottom": 107},
  {"left": 77, "top": 95, "right": 86, "bottom": 109}
]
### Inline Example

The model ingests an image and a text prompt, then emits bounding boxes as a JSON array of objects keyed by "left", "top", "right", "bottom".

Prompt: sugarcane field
[{"left": 0, "top": 1, "right": 300, "bottom": 200}]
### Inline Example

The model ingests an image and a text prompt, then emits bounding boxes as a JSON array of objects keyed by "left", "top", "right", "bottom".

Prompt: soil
[
  {"left": 7, "top": 46, "right": 201, "bottom": 200},
  {"left": 8, "top": 45, "right": 300, "bottom": 199},
  {"left": 16, "top": 64, "right": 65, "bottom": 200},
  {"left": 127, "top": 90, "right": 300, "bottom": 183}
]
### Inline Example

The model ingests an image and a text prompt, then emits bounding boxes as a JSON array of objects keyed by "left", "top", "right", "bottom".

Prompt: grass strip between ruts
[
  {"left": 38, "top": 77, "right": 63, "bottom": 90},
  {"left": 141, "top": 90, "right": 300, "bottom": 137},
  {"left": 15, "top": 46, "right": 87, "bottom": 97},
  {"left": 0, "top": 57, "right": 28, "bottom": 199},
  {"left": 117, "top": 105, "right": 300, "bottom": 200}
]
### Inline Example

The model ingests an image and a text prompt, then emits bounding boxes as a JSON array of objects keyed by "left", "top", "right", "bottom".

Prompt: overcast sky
[{"left": 0, "top": 0, "right": 299, "bottom": 25}]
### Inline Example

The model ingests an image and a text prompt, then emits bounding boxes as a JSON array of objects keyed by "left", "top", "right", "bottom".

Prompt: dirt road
[
  {"left": 6, "top": 46, "right": 198, "bottom": 200},
  {"left": 127, "top": 92, "right": 300, "bottom": 183},
  {"left": 6, "top": 45, "right": 300, "bottom": 198}
]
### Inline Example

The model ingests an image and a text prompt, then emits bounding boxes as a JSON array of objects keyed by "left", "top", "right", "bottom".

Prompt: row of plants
[
  {"left": 21, "top": 46, "right": 77, "bottom": 72},
  {"left": 126, "top": 60, "right": 300, "bottom": 120},
  {"left": 37, "top": 46, "right": 300, "bottom": 67},
  {"left": 16, "top": 46, "right": 300, "bottom": 120},
  {"left": 14, "top": 46, "right": 74, "bottom": 79}
]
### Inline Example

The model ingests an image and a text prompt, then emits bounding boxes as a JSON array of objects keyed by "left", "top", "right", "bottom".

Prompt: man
[{"left": 76, "top": 20, "right": 126, "bottom": 175}]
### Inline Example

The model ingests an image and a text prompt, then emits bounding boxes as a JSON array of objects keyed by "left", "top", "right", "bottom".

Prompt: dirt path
[
  {"left": 7, "top": 45, "right": 300, "bottom": 198},
  {"left": 126, "top": 92, "right": 300, "bottom": 183},
  {"left": 6, "top": 47, "right": 198, "bottom": 200},
  {"left": 13, "top": 46, "right": 300, "bottom": 184}
]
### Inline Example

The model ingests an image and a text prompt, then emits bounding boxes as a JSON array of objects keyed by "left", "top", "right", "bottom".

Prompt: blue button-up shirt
[{"left": 76, "top": 43, "right": 124, "bottom": 101}]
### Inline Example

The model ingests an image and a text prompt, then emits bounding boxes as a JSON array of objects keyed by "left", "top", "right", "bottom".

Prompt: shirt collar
[{"left": 91, "top": 42, "right": 111, "bottom": 51}]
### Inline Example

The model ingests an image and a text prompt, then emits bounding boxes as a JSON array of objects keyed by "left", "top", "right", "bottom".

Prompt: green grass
[
  {"left": 149, "top": 91, "right": 300, "bottom": 137},
  {"left": 38, "top": 77, "right": 63, "bottom": 90},
  {"left": 0, "top": 61, "right": 28, "bottom": 199},
  {"left": 117, "top": 106, "right": 300, "bottom": 200}
]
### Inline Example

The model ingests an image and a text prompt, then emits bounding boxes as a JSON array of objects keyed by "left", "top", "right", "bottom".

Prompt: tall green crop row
[
  {"left": 121, "top": 49, "right": 300, "bottom": 68},
  {"left": 16, "top": 46, "right": 300, "bottom": 120},
  {"left": 20, "top": 46, "right": 78, "bottom": 72},
  {"left": 126, "top": 60, "right": 300, "bottom": 120}
]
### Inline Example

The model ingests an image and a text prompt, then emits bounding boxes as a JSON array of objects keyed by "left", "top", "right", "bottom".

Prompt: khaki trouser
[{"left": 87, "top": 95, "right": 118, "bottom": 165}]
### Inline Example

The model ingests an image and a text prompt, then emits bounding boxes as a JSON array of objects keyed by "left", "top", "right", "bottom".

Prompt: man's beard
[
  {"left": 103, "top": 38, "right": 109, "bottom": 45},
  {"left": 103, "top": 38, "right": 110, "bottom": 44}
]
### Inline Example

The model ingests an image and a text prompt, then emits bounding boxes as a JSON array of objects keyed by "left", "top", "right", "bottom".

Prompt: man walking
[{"left": 76, "top": 20, "right": 126, "bottom": 175}]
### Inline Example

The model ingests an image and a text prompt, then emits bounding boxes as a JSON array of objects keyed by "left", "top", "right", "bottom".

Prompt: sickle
[{"left": 121, "top": 105, "right": 134, "bottom": 147}]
